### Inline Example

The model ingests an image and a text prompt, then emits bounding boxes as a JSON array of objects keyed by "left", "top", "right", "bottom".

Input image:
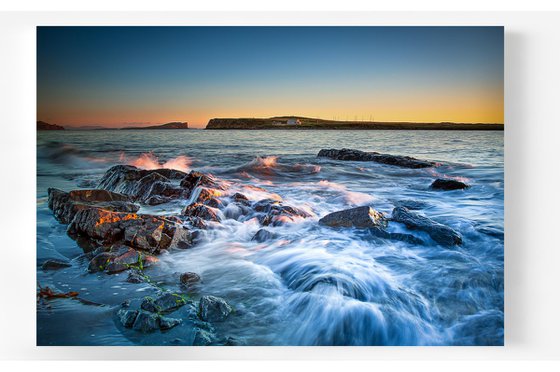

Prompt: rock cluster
[{"left": 318, "top": 148, "right": 434, "bottom": 169}]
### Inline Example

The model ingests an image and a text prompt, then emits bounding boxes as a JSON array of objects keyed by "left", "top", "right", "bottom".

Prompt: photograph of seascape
[{"left": 37, "top": 26, "right": 504, "bottom": 346}]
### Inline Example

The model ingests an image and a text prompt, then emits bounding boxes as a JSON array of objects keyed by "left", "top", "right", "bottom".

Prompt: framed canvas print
[{"left": 36, "top": 26, "right": 504, "bottom": 346}]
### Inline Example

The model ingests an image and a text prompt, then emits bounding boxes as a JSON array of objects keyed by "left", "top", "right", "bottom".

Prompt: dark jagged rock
[
  {"left": 37, "top": 120, "right": 64, "bottom": 130},
  {"left": 180, "top": 272, "right": 201, "bottom": 285},
  {"left": 67, "top": 207, "right": 191, "bottom": 254},
  {"left": 48, "top": 188, "right": 139, "bottom": 224},
  {"left": 368, "top": 226, "right": 424, "bottom": 245},
  {"left": 199, "top": 295, "right": 233, "bottom": 322},
  {"left": 41, "top": 259, "right": 72, "bottom": 270},
  {"left": 318, "top": 148, "right": 434, "bottom": 169},
  {"left": 391, "top": 207, "right": 462, "bottom": 246},
  {"left": 126, "top": 270, "right": 146, "bottom": 283},
  {"left": 394, "top": 199, "right": 430, "bottom": 210},
  {"left": 252, "top": 199, "right": 311, "bottom": 226},
  {"left": 182, "top": 203, "right": 221, "bottom": 222},
  {"left": 180, "top": 171, "right": 218, "bottom": 192},
  {"left": 117, "top": 309, "right": 138, "bottom": 328},
  {"left": 88, "top": 247, "right": 157, "bottom": 273},
  {"left": 141, "top": 293, "right": 187, "bottom": 314},
  {"left": 232, "top": 193, "right": 249, "bottom": 204},
  {"left": 132, "top": 311, "right": 160, "bottom": 332},
  {"left": 96, "top": 165, "right": 187, "bottom": 202},
  {"left": 252, "top": 228, "right": 277, "bottom": 242},
  {"left": 430, "top": 178, "right": 470, "bottom": 191},
  {"left": 319, "top": 206, "right": 387, "bottom": 229},
  {"left": 159, "top": 316, "right": 182, "bottom": 330},
  {"left": 193, "top": 328, "right": 214, "bottom": 346}
]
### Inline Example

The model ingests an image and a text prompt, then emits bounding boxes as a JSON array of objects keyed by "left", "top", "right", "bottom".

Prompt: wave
[
  {"left": 223, "top": 156, "right": 321, "bottom": 179},
  {"left": 123, "top": 152, "right": 193, "bottom": 172}
]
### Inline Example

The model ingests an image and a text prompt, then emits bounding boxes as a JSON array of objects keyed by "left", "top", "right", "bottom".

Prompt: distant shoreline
[{"left": 205, "top": 117, "right": 504, "bottom": 131}]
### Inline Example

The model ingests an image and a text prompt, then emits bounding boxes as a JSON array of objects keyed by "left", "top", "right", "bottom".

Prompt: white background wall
[{"left": 0, "top": 9, "right": 559, "bottom": 361}]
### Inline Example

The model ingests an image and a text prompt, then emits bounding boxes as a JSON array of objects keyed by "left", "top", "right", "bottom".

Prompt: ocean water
[{"left": 36, "top": 129, "right": 504, "bottom": 346}]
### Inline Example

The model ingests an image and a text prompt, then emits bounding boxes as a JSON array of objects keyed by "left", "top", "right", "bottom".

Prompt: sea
[{"left": 36, "top": 129, "right": 504, "bottom": 346}]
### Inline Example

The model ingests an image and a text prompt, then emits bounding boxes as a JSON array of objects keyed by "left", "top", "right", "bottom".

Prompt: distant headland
[
  {"left": 120, "top": 122, "right": 189, "bottom": 130},
  {"left": 37, "top": 121, "right": 65, "bottom": 131},
  {"left": 205, "top": 116, "right": 504, "bottom": 130}
]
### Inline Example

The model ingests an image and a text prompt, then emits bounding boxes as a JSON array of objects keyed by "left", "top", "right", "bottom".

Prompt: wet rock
[
  {"left": 159, "top": 316, "right": 182, "bottom": 330},
  {"left": 251, "top": 228, "right": 277, "bottom": 242},
  {"left": 132, "top": 311, "right": 160, "bottom": 332},
  {"left": 126, "top": 270, "right": 145, "bottom": 283},
  {"left": 253, "top": 199, "right": 311, "bottom": 226},
  {"left": 68, "top": 207, "right": 185, "bottom": 254},
  {"left": 144, "top": 195, "right": 170, "bottom": 205},
  {"left": 430, "top": 178, "right": 470, "bottom": 191},
  {"left": 96, "top": 165, "right": 188, "bottom": 203},
  {"left": 368, "top": 226, "right": 424, "bottom": 245},
  {"left": 182, "top": 203, "right": 221, "bottom": 222},
  {"left": 180, "top": 272, "right": 201, "bottom": 285},
  {"left": 395, "top": 199, "right": 429, "bottom": 210},
  {"left": 232, "top": 192, "right": 249, "bottom": 204},
  {"left": 48, "top": 188, "right": 139, "bottom": 224},
  {"left": 198, "top": 295, "right": 233, "bottom": 322},
  {"left": 180, "top": 171, "right": 218, "bottom": 194},
  {"left": 88, "top": 247, "right": 157, "bottom": 274},
  {"left": 391, "top": 207, "right": 462, "bottom": 246},
  {"left": 141, "top": 293, "right": 187, "bottom": 314},
  {"left": 221, "top": 336, "right": 246, "bottom": 346},
  {"left": 193, "top": 328, "right": 214, "bottom": 346},
  {"left": 41, "top": 259, "right": 72, "bottom": 270},
  {"left": 117, "top": 309, "right": 138, "bottom": 328},
  {"left": 319, "top": 206, "right": 387, "bottom": 229},
  {"left": 169, "top": 226, "right": 194, "bottom": 249},
  {"left": 204, "top": 198, "right": 222, "bottom": 209},
  {"left": 318, "top": 148, "right": 434, "bottom": 169}
]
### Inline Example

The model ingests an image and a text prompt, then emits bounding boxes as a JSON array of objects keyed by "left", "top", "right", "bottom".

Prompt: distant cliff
[
  {"left": 206, "top": 116, "right": 504, "bottom": 130},
  {"left": 121, "top": 122, "right": 189, "bottom": 130},
  {"left": 37, "top": 121, "right": 65, "bottom": 130}
]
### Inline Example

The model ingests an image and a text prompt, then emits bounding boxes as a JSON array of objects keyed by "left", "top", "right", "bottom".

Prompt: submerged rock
[
  {"left": 368, "top": 226, "right": 424, "bottom": 245},
  {"left": 251, "top": 228, "right": 278, "bottom": 242},
  {"left": 319, "top": 206, "right": 387, "bottom": 229},
  {"left": 132, "top": 311, "right": 160, "bottom": 332},
  {"left": 158, "top": 316, "right": 182, "bottom": 330},
  {"left": 430, "top": 178, "right": 470, "bottom": 191},
  {"left": 318, "top": 148, "right": 434, "bottom": 169},
  {"left": 391, "top": 207, "right": 462, "bottom": 246},
  {"left": 41, "top": 259, "right": 72, "bottom": 270},
  {"left": 198, "top": 295, "right": 233, "bottom": 322},
  {"left": 192, "top": 328, "right": 214, "bottom": 346},
  {"left": 88, "top": 247, "right": 157, "bottom": 273},
  {"left": 394, "top": 199, "right": 430, "bottom": 210},
  {"left": 180, "top": 272, "right": 201, "bottom": 285},
  {"left": 117, "top": 309, "right": 138, "bottom": 328},
  {"left": 141, "top": 292, "right": 187, "bottom": 314},
  {"left": 126, "top": 270, "right": 146, "bottom": 283}
]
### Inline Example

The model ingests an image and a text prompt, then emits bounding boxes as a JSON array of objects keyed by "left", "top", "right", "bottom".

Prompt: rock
[
  {"left": 252, "top": 199, "right": 311, "bottom": 226},
  {"left": 180, "top": 171, "right": 218, "bottom": 194},
  {"left": 117, "top": 309, "right": 138, "bottom": 328},
  {"left": 68, "top": 207, "right": 184, "bottom": 254},
  {"left": 395, "top": 199, "right": 429, "bottom": 210},
  {"left": 232, "top": 193, "right": 249, "bottom": 204},
  {"left": 198, "top": 295, "right": 233, "bottom": 322},
  {"left": 159, "top": 316, "right": 182, "bottom": 330},
  {"left": 319, "top": 206, "right": 387, "bottom": 229},
  {"left": 251, "top": 228, "right": 277, "bottom": 242},
  {"left": 141, "top": 293, "right": 187, "bottom": 314},
  {"left": 391, "top": 207, "right": 462, "bottom": 246},
  {"left": 368, "top": 226, "right": 424, "bottom": 245},
  {"left": 430, "top": 178, "right": 470, "bottom": 190},
  {"left": 180, "top": 272, "right": 201, "bottom": 285},
  {"left": 88, "top": 247, "right": 157, "bottom": 274},
  {"left": 169, "top": 226, "right": 194, "bottom": 249},
  {"left": 96, "top": 165, "right": 187, "bottom": 202},
  {"left": 41, "top": 259, "right": 71, "bottom": 270},
  {"left": 48, "top": 188, "right": 139, "bottom": 224},
  {"left": 126, "top": 270, "right": 145, "bottom": 283},
  {"left": 192, "top": 328, "right": 214, "bottom": 346},
  {"left": 144, "top": 195, "right": 170, "bottom": 205},
  {"left": 132, "top": 311, "right": 160, "bottom": 332},
  {"left": 221, "top": 336, "right": 246, "bottom": 346},
  {"left": 182, "top": 203, "right": 221, "bottom": 222},
  {"left": 318, "top": 148, "right": 434, "bottom": 169}
]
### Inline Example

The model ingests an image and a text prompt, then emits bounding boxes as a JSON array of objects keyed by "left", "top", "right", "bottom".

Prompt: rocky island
[
  {"left": 205, "top": 116, "right": 504, "bottom": 130},
  {"left": 37, "top": 120, "right": 65, "bottom": 131},
  {"left": 121, "top": 122, "right": 189, "bottom": 130}
]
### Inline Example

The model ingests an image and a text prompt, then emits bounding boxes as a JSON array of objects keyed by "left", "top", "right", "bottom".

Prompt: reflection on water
[{"left": 37, "top": 129, "right": 504, "bottom": 345}]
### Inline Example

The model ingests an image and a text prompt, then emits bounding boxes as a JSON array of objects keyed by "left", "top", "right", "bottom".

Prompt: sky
[{"left": 37, "top": 26, "right": 504, "bottom": 128}]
